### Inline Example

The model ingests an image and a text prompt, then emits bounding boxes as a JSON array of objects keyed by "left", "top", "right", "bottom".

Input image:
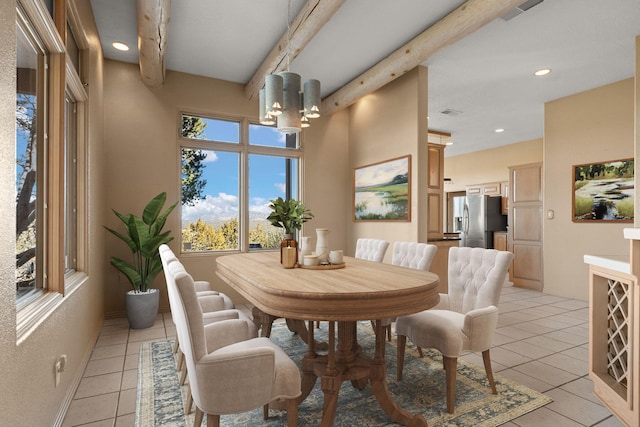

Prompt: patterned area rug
[{"left": 136, "top": 322, "right": 551, "bottom": 426}]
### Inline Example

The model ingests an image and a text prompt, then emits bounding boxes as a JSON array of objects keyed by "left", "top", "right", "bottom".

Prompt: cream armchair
[
  {"left": 170, "top": 267, "right": 301, "bottom": 427},
  {"left": 395, "top": 246, "right": 513, "bottom": 414}
]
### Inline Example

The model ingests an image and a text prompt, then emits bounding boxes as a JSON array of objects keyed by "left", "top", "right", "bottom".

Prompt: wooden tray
[{"left": 298, "top": 262, "right": 345, "bottom": 270}]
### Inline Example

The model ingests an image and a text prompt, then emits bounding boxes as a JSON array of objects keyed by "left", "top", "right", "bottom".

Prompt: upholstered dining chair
[
  {"left": 159, "top": 245, "right": 256, "bottom": 393},
  {"left": 395, "top": 246, "right": 513, "bottom": 414},
  {"left": 355, "top": 238, "right": 390, "bottom": 262},
  {"left": 355, "top": 238, "right": 391, "bottom": 334},
  {"left": 379, "top": 242, "right": 438, "bottom": 340},
  {"left": 159, "top": 245, "right": 234, "bottom": 304},
  {"left": 170, "top": 267, "right": 301, "bottom": 427},
  {"left": 392, "top": 242, "right": 438, "bottom": 271}
]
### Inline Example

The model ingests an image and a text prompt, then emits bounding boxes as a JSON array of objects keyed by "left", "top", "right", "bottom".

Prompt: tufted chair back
[
  {"left": 392, "top": 242, "right": 438, "bottom": 271},
  {"left": 447, "top": 246, "right": 513, "bottom": 314},
  {"left": 395, "top": 246, "right": 513, "bottom": 414},
  {"left": 355, "top": 238, "right": 390, "bottom": 262}
]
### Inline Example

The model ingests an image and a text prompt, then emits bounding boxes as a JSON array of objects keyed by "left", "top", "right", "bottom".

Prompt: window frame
[
  {"left": 16, "top": 4, "right": 52, "bottom": 308},
  {"left": 15, "top": 0, "right": 89, "bottom": 340},
  {"left": 178, "top": 112, "right": 304, "bottom": 255}
]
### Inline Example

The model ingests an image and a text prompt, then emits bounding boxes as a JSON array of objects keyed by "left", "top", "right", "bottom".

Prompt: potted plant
[
  {"left": 267, "top": 197, "right": 313, "bottom": 266},
  {"left": 105, "top": 192, "right": 178, "bottom": 329}
]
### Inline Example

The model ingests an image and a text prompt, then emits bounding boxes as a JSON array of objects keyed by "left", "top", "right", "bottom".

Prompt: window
[
  {"left": 16, "top": 12, "right": 48, "bottom": 302},
  {"left": 15, "top": 0, "right": 88, "bottom": 319},
  {"left": 180, "top": 114, "right": 301, "bottom": 252}
]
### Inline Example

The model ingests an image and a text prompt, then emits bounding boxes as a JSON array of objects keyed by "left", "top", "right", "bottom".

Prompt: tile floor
[{"left": 62, "top": 286, "right": 624, "bottom": 427}]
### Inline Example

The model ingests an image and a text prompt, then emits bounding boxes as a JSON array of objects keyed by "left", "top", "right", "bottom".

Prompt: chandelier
[{"left": 258, "top": 1, "right": 321, "bottom": 134}]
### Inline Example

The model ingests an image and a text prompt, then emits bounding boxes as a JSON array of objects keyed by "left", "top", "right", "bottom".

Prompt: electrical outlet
[{"left": 54, "top": 354, "right": 67, "bottom": 387}]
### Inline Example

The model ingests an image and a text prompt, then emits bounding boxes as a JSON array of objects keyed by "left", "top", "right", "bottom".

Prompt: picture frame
[
  {"left": 572, "top": 158, "right": 634, "bottom": 222},
  {"left": 353, "top": 155, "right": 411, "bottom": 222}
]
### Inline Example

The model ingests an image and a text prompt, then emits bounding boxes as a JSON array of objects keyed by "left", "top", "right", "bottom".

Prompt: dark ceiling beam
[{"left": 244, "top": 0, "right": 346, "bottom": 101}]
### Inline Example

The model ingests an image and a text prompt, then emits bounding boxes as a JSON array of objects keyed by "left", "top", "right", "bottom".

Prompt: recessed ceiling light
[
  {"left": 495, "top": 128, "right": 505, "bottom": 133},
  {"left": 534, "top": 68, "right": 551, "bottom": 77},
  {"left": 112, "top": 42, "right": 130, "bottom": 52}
]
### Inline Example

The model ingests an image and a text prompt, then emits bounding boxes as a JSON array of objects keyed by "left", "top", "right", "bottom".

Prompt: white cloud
[
  {"left": 250, "top": 197, "right": 273, "bottom": 219},
  {"left": 182, "top": 192, "right": 238, "bottom": 222},
  {"left": 201, "top": 150, "right": 218, "bottom": 163},
  {"left": 183, "top": 193, "right": 277, "bottom": 224},
  {"left": 250, "top": 201, "right": 272, "bottom": 220},
  {"left": 275, "top": 182, "right": 286, "bottom": 193}
]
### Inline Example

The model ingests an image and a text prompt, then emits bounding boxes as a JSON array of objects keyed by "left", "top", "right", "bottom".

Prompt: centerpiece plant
[
  {"left": 267, "top": 197, "right": 313, "bottom": 266},
  {"left": 105, "top": 192, "right": 178, "bottom": 328}
]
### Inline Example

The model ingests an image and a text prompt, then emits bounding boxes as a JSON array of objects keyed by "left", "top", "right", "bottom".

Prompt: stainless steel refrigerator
[{"left": 461, "top": 195, "right": 507, "bottom": 248}]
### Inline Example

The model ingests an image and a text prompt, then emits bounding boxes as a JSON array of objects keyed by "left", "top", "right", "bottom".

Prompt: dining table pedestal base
[
  {"left": 252, "top": 306, "right": 329, "bottom": 351},
  {"left": 298, "top": 320, "right": 428, "bottom": 427}
]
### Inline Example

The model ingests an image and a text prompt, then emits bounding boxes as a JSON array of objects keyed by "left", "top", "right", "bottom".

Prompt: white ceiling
[{"left": 90, "top": 0, "right": 640, "bottom": 157}]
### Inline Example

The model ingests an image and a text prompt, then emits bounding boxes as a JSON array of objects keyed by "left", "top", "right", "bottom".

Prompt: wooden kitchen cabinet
[
  {"left": 427, "top": 143, "right": 445, "bottom": 240},
  {"left": 466, "top": 181, "right": 503, "bottom": 196},
  {"left": 494, "top": 231, "right": 507, "bottom": 251},
  {"left": 429, "top": 239, "right": 459, "bottom": 294}
]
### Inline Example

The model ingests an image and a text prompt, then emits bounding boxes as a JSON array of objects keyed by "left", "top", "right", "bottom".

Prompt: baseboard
[{"left": 51, "top": 324, "right": 101, "bottom": 427}]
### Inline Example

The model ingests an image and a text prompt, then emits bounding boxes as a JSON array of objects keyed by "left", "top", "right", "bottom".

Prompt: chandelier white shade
[
  {"left": 264, "top": 74, "right": 283, "bottom": 117},
  {"left": 260, "top": 71, "right": 321, "bottom": 134},
  {"left": 303, "top": 79, "right": 321, "bottom": 118},
  {"left": 258, "top": 88, "right": 275, "bottom": 126}
]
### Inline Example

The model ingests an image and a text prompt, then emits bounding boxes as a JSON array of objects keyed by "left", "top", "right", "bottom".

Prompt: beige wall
[
  {"left": 444, "top": 138, "right": 543, "bottom": 193},
  {"left": 544, "top": 78, "right": 635, "bottom": 300},
  {"left": 0, "top": 1, "right": 107, "bottom": 425},
  {"left": 1, "top": 2, "right": 634, "bottom": 421},
  {"left": 348, "top": 67, "right": 429, "bottom": 261},
  {"left": 102, "top": 60, "right": 350, "bottom": 315},
  {"left": 444, "top": 79, "right": 634, "bottom": 301}
]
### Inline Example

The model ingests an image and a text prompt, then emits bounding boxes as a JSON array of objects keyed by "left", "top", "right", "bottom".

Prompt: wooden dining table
[{"left": 216, "top": 251, "right": 440, "bottom": 427}]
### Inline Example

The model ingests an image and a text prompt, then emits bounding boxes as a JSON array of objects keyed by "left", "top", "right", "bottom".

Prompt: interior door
[{"left": 508, "top": 162, "right": 543, "bottom": 290}]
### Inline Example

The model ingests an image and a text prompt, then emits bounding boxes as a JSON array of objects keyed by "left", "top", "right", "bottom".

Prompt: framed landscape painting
[
  {"left": 572, "top": 158, "right": 634, "bottom": 222},
  {"left": 353, "top": 155, "right": 411, "bottom": 222}
]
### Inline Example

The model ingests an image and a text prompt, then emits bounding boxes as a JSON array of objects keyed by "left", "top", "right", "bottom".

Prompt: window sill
[{"left": 16, "top": 272, "right": 88, "bottom": 345}]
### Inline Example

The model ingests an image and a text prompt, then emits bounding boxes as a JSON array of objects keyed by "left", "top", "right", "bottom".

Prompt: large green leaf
[
  {"left": 142, "top": 257, "right": 164, "bottom": 291},
  {"left": 128, "top": 215, "right": 151, "bottom": 251},
  {"left": 104, "top": 225, "right": 137, "bottom": 253},
  {"left": 149, "top": 200, "right": 178, "bottom": 237},
  {"left": 142, "top": 192, "right": 167, "bottom": 225},
  {"left": 110, "top": 256, "right": 142, "bottom": 291},
  {"left": 141, "top": 233, "right": 174, "bottom": 258}
]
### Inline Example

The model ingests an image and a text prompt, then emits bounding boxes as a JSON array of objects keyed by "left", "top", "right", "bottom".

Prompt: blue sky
[{"left": 181, "top": 119, "right": 297, "bottom": 224}]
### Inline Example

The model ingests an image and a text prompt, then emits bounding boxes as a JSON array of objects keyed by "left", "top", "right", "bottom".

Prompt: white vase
[
  {"left": 315, "top": 228, "right": 330, "bottom": 263},
  {"left": 299, "top": 236, "right": 313, "bottom": 258}
]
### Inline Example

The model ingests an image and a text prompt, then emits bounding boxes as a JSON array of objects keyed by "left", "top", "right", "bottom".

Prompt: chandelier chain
[{"left": 286, "top": 0, "right": 291, "bottom": 72}]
